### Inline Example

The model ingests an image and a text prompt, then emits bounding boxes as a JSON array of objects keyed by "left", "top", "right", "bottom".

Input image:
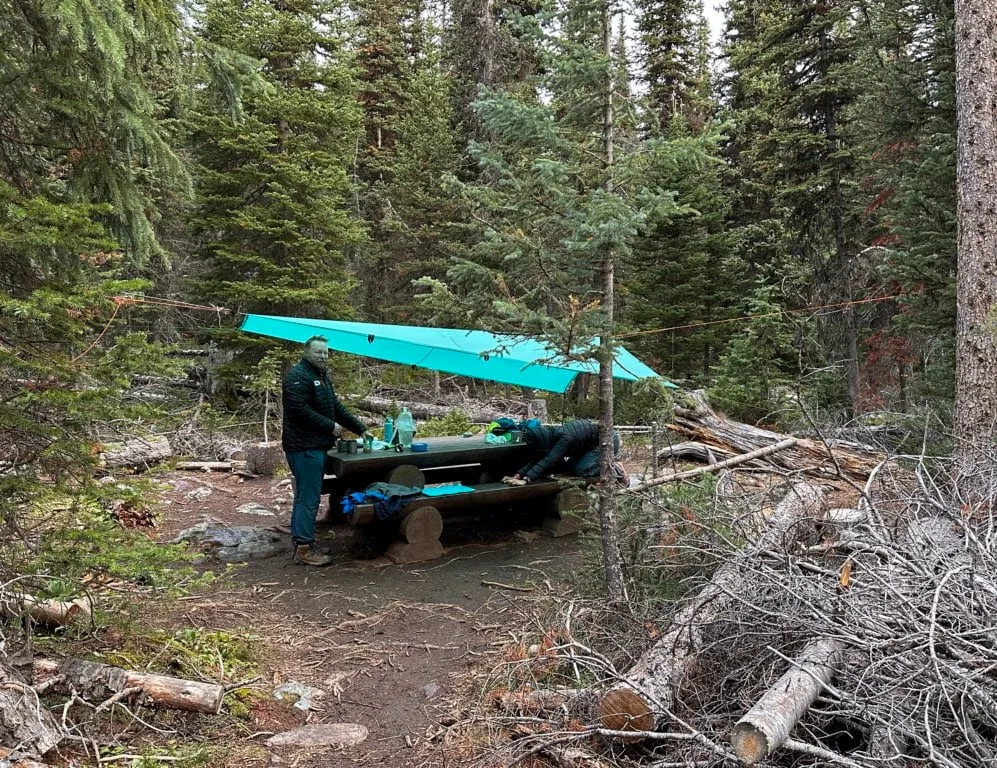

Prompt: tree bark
[
  {"left": 245, "top": 441, "right": 284, "bottom": 476},
  {"left": 0, "top": 659, "right": 63, "bottom": 758},
  {"left": 633, "top": 438, "right": 798, "bottom": 492},
  {"left": 953, "top": 0, "right": 997, "bottom": 493},
  {"left": 598, "top": 483, "right": 826, "bottom": 734},
  {"left": 595, "top": 0, "right": 626, "bottom": 607},
  {"left": 730, "top": 637, "right": 844, "bottom": 764},
  {"left": 31, "top": 658, "right": 224, "bottom": 714}
]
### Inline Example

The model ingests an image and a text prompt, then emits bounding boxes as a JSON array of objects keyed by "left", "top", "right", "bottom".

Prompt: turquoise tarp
[{"left": 239, "top": 314, "right": 672, "bottom": 394}]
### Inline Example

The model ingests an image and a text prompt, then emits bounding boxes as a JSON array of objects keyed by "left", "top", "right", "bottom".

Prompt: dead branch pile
[{"left": 474, "top": 457, "right": 997, "bottom": 768}]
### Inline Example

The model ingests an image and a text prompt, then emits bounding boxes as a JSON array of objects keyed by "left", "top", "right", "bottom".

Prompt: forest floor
[{"left": 132, "top": 466, "right": 596, "bottom": 768}]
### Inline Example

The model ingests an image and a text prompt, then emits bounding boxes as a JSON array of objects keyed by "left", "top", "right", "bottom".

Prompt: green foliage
[
  {"left": 416, "top": 411, "right": 476, "bottom": 437},
  {"left": 614, "top": 377, "right": 675, "bottom": 426},
  {"left": 23, "top": 495, "right": 204, "bottom": 593},
  {"left": 0, "top": 0, "right": 189, "bottom": 266},
  {"left": 707, "top": 287, "right": 800, "bottom": 426},
  {"left": 189, "top": 0, "right": 365, "bottom": 326},
  {"left": 99, "top": 744, "right": 212, "bottom": 768}
]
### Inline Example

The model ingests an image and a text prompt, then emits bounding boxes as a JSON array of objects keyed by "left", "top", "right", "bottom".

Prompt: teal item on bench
[{"left": 421, "top": 484, "right": 476, "bottom": 497}]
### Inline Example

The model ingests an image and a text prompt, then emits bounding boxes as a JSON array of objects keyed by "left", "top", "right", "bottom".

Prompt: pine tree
[
  {"left": 850, "top": 0, "right": 956, "bottom": 413},
  {"left": 350, "top": 0, "right": 464, "bottom": 321},
  {"left": 189, "top": 0, "right": 365, "bottom": 323},
  {"left": 636, "top": 0, "right": 713, "bottom": 134},
  {"left": 720, "top": 0, "right": 869, "bottom": 416}
]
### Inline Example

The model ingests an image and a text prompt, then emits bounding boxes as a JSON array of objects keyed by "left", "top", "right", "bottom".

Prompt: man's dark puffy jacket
[
  {"left": 281, "top": 359, "right": 367, "bottom": 452},
  {"left": 517, "top": 419, "right": 600, "bottom": 482}
]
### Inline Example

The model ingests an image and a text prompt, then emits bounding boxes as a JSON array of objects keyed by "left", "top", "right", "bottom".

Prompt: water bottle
[
  {"left": 396, "top": 407, "right": 415, "bottom": 449},
  {"left": 383, "top": 417, "right": 394, "bottom": 445}
]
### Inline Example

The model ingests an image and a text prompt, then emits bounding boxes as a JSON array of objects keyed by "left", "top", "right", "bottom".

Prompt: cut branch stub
[{"left": 599, "top": 688, "right": 654, "bottom": 732}]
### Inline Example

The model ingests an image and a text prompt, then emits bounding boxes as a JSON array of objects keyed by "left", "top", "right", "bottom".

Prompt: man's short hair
[{"left": 304, "top": 335, "right": 328, "bottom": 349}]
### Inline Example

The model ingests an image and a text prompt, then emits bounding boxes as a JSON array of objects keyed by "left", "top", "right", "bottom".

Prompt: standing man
[{"left": 282, "top": 335, "right": 371, "bottom": 566}]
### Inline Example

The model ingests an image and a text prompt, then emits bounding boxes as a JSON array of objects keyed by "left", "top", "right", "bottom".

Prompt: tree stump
[{"left": 246, "top": 441, "right": 284, "bottom": 476}]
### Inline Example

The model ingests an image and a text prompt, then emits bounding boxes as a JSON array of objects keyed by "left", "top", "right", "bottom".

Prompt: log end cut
[
  {"left": 599, "top": 688, "right": 654, "bottom": 733},
  {"left": 730, "top": 722, "right": 769, "bottom": 764}
]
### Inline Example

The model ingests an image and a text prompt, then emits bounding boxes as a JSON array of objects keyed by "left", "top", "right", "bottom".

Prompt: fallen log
[
  {"left": 352, "top": 396, "right": 523, "bottom": 424},
  {"left": 175, "top": 461, "right": 233, "bottom": 471},
  {"left": 0, "top": 592, "right": 92, "bottom": 627},
  {"left": 598, "top": 483, "right": 826, "bottom": 734},
  {"left": 730, "top": 637, "right": 844, "bottom": 764},
  {"left": 632, "top": 438, "right": 798, "bottom": 492},
  {"left": 670, "top": 391, "right": 882, "bottom": 480},
  {"left": 0, "top": 659, "right": 63, "bottom": 758},
  {"left": 31, "top": 658, "right": 224, "bottom": 714},
  {"left": 655, "top": 441, "right": 733, "bottom": 465},
  {"left": 99, "top": 435, "right": 173, "bottom": 469}
]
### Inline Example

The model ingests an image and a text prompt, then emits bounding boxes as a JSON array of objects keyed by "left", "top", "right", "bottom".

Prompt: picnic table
[{"left": 321, "top": 436, "right": 588, "bottom": 563}]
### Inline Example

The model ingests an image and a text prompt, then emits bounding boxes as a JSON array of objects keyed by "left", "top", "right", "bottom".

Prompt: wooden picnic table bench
[
  {"left": 348, "top": 479, "right": 588, "bottom": 563},
  {"left": 322, "top": 436, "right": 529, "bottom": 494}
]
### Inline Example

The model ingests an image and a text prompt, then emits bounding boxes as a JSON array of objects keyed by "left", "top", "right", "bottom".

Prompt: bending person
[{"left": 505, "top": 419, "right": 624, "bottom": 485}]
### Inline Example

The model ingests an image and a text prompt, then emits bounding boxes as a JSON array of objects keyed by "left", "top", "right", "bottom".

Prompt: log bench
[{"left": 347, "top": 480, "right": 589, "bottom": 563}]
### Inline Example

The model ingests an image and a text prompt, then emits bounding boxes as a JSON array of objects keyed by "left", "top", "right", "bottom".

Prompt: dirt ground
[{"left": 150, "top": 468, "right": 591, "bottom": 767}]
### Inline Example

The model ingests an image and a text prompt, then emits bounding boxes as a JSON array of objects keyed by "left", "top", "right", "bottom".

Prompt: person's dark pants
[
  {"left": 566, "top": 432, "right": 621, "bottom": 478},
  {"left": 285, "top": 448, "right": 327, "bottom": 545}
]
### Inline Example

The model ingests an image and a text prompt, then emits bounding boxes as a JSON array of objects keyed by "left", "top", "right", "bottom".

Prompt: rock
[
  {"left": 169, "top": 523, "right": 289, "bottom": 562},
  {"left": 266, "top": 723, "right": 368, "bottom": 749},
  {"left": 236, "top": 502, "right": 276, "bottom": 516},
  {"left": 422, "top": 682, "right": 440, "bottom": 700},
  {"left": 273, "top": 681, "right": 325, "bottom": 711}
]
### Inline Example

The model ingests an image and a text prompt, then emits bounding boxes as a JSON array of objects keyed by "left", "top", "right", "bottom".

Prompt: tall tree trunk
[
  {"left": 954, "top": 0, "right": 997, "bottom": 495},
  {"left": 598, "top": 0, "right": 626, "bottom": 605}
]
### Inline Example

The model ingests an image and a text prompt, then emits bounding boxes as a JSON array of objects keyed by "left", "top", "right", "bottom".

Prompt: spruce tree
[
  {"left": 350, "top": 0, "right": 464, "bottom": 321},
  {"left": 720, "top": 0, "right": 870, "bottom": 417},
  {"left": 189, "top": 0, "right": 365, "bottom": 323}
]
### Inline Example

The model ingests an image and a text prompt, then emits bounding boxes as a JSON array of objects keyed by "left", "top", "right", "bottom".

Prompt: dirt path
[{"left": 154, "top": 471, "right": 584, "bottom": 767}]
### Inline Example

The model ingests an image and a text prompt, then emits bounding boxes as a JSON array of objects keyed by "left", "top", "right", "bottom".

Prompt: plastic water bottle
[
  {"left": 383, "top": 417, "right": 394, "bottom": 445},
  {"left": 396, "top": 407, "right": 416, "bottom": 449}
]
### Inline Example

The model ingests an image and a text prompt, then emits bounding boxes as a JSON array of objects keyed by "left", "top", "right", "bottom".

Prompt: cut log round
[
  {"left": 246, "top": 441, "right": 284, "bottom": 476},
  {"left": 598, "top": 483, "right": 827, "bottom": 735},
  {"left": 31, "top": 658, "right": 223, "bottom": 714},
  {"left": 599, "top": 688, "right": 654, "bottom": 732},
  {"left": 730, "top": 638, "right": 844, "bottom": 764},
  {"left": 398, "top": 506, "right": 443, "bottom": 544},
  {"left": 385, "top": 464, "right": 426, "bottom": 489}
]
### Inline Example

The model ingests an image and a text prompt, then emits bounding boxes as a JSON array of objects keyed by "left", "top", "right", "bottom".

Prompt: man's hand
[{"left": 502, "top": 475, "right": 527, "bottom": 486}]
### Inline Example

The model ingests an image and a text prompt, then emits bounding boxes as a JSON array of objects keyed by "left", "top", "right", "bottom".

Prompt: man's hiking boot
[{"left": 293, "top": 543, "right": 333, "bottom": 567}]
